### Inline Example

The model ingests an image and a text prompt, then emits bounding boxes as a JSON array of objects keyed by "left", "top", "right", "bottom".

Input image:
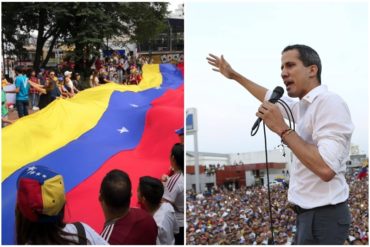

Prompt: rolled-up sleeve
[{"left": 312, "top": 95, "right": 354, "bottom": 174}]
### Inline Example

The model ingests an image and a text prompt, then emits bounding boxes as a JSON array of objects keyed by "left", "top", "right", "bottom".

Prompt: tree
[
  {"left": 64, "top": 2, "right": 168, "bottom": 75},
  {"left": 2, "top": 3, "right": 31, "bottom": 73},
  {"left": 129, "top": 3, "right": 168, "bottom": 46},
  {"left": 2, "top": 2, "right": 169, "bottom": 74},
  {"left": 2, "top": 3, "right": 70, "bottom": 71},
  {"left": 31, "top": 4, "right": 62, "bottom": 70}
]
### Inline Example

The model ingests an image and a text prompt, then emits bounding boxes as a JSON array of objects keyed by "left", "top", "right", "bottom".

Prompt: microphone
[{"left": 251, "top": 86, "right": 284, "bottom": 132}]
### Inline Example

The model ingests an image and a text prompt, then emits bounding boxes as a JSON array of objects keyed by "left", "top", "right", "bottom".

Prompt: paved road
[{"left": 7, "top": 106, "right": 37, "bottom": 122}]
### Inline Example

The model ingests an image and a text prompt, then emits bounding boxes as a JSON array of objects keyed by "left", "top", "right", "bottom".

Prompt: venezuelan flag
[{"left": 2, "top": 64, "right": 184, "bottom": 244}]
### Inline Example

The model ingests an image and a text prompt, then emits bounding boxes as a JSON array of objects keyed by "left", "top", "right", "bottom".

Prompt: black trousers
[
  {"left": 175, "top": 227, "right": 184, "bottom": 245},
  {"left": 294, "top": 201, "right": 350, "bottom": 245},
  {"left": 16, "top": 100, "right": 29, "bottom": 118}
]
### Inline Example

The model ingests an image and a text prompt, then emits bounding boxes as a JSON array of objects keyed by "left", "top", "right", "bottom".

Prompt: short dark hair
[
  {"left": 171, "top": 143, "right": 184, "bottom": 172},
  {"left": 282, "top": 44, "right": 322, "bottom": 84},
  {"left": 15, "top": 66, "right": 23, "bottom": 74},
  {"left": 139, "top": 176, "right": 164, "bottom": 207},
  {"left": 100, "top": 169, "right": 131, "bottom": 209}
]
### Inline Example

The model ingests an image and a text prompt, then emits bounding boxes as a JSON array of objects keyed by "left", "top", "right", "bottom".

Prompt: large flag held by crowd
[{"left": 2, "top": 64, "right": 184, "bottom": 244}]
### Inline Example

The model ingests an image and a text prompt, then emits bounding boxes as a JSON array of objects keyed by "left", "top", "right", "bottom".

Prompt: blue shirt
[{"left": 15, "top": 75, "right": 30, "bottom": 101}]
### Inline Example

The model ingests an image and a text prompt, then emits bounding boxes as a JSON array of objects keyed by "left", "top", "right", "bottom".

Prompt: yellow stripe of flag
[{"left": 2, "top": 64, "right": 162, "bottom": 181}]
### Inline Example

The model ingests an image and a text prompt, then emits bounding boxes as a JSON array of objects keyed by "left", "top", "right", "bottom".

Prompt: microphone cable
[{"left": 251, "top": 98, "right": 295, "bottom": 245}]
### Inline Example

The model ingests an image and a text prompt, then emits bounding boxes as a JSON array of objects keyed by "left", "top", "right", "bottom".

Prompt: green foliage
[
  {"left": 2, "top": 3, "right": 31, "bottom": 58},
  {"left": 131, "top": 3, "right": 168, "bottom": 44},
  {"left": 1, "top": 2, "right": 169, "bottom": 73}
]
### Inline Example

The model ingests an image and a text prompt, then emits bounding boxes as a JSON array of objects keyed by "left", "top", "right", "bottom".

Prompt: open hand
[{"left": 207, "top": 54, "right": 234, "bottom": 79}]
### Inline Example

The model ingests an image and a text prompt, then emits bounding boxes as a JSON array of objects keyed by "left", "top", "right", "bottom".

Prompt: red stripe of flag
[{"left": 65, "top": 85, "right": 183, "bottom": 233}]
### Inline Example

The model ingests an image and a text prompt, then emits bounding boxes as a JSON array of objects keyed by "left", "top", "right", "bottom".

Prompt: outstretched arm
[
  {"left": 5, "top": 88, "right": 19, "bottom": 93},
  {"left": 207, "top": 53, "right": 268, "bottom": 102},
  {"left": 2, "top": 117, "right": 14, "bottom": 125},
  {"left": 29, "top": 81, "right": 46, "bottom": 94}
]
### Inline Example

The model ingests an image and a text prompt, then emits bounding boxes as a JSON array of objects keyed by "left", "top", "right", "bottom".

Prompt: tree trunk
[
  {"left": 2, "top": 33, "right": 6, "bottom": 75},
  {"left": 73, "top": 42, "right": 87, "bottom": 75},
  {"left": 33, "top": 8, "right": 47, "bottom": 72},
  {"left": 41, "top": 32, "right": 59, "bottom": 68}
]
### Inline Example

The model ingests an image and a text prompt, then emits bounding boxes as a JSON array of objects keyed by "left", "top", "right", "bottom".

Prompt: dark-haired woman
[{"left": 15, "top": 165, "right": 108, "bottom": 244}]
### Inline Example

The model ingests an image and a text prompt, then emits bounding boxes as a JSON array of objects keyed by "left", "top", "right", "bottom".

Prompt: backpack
[{"left": 72, "top": 222, "right": 87, "bottom": 245}]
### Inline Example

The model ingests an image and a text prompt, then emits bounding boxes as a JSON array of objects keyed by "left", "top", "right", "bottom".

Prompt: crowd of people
[
  {"left": 347, "top": 169, "right": 369, "bottom": 245},
  {"left": 186, "top": 168, "right": 368, "bottom": 245},
  {"left": 2, "top": 67, "right": 80, "bottom": 125},
  {"left": 1, "top": 52, "right": 151, "bottom": 127},
  {"left": 14, "top": 139, "right": 184, "bottom": 245},
  {"left": 89, "top": 52, "right": 149, "bottom": 85}
]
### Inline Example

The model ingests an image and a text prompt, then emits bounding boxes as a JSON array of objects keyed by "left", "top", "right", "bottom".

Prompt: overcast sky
[
  {"left": 168, "top": 1, "right": 183, "bottom": 14},
  {"left": 185, "top": 1, "right": 369, "bottom": 155}
]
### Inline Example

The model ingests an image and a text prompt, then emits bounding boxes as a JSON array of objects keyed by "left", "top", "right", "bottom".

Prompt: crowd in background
[
  {"left": 3, "top": 51, "right": 149, "bottom": 89},
  {"left": 87, "top": 52, "right": 149, "bottom": 86},
  {"left": 186, "top": 168, "right": 368, "bottom": 245},
  {"left": 2, "top": 52, "right": 152, "bottom": 126}
]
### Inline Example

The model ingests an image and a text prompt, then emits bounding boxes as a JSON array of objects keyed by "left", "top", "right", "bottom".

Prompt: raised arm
[
  {"left": 29, "top": 80, "right": 46, "bottom": 94},
  {"left": 207, "top": 53, "right": 268, "bottom": 102}
]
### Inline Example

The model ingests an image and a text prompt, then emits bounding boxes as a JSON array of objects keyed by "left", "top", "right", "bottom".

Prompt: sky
[
  {"left": 168, "top": 0, "right": 183, "bottom": 12},
  {"left": 185, "top": 1, "right": 369, "bottom": 155}
]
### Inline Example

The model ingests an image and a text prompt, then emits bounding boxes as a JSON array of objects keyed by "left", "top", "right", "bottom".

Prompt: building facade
[{"left": 186, "top": 149, "right": 291, "bottom": 192}]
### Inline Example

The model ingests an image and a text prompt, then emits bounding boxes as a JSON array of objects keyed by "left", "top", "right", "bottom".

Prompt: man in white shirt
[
  {"left": 162, "top": 143, "right": 184, "bottom": 245},
  {"left": 207, "top": 44, "right": 353, "bottom": 244},
  {"left": 138, "top": 176, "right": 179, "bottom": 245}
]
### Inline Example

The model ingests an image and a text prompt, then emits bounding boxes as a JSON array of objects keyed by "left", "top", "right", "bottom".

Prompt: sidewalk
[{"left": 7, "top": 106, "right": 37, "bottom": 122}]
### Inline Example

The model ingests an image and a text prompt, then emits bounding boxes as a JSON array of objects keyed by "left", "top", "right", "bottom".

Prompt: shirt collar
[{"left": 301, "top": 85, "right": 327, "bottom": 103}]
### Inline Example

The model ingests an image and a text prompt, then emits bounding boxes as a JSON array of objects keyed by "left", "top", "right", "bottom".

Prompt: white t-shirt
[
  {"left": 63, "top": 222, "right": 108, "bottom": 245},
  {"left": 265, "top": 85, "right": 353, "bottom": 208},
  {"left": 163, "top": 172, "right": 184, "bottom": 226},
  {"left": 154, "top": 202, "right": 179, "bottom": 245},
  {"left": 65, "top": 78, "right": 75, "bottom": 92},
  {"left": 89, "top": 76, "right": 99, "bottom": 87}
]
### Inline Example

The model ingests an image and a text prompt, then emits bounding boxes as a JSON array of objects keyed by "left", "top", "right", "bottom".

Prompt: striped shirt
[
  {"left": 101, "top": 208, "right": 157, "bottom": 245},
  {"left": 163, "top": 172, "right": 184, "bottom": 226}
]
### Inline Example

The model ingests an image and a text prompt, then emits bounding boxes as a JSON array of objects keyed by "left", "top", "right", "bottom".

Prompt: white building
[
  {"left": 186, "top": 151, "right": 227, "bottom": 191},
  {"left": 186, "top": 149, "right": 292, "bottom": 191}
]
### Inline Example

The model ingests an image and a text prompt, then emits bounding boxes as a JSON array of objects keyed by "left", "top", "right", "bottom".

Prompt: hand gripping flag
[{"left": 2, "top": 64, "right": 184, "bottom": 244}]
